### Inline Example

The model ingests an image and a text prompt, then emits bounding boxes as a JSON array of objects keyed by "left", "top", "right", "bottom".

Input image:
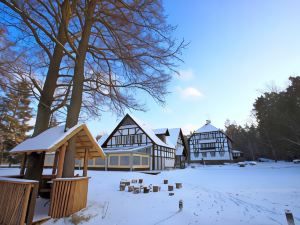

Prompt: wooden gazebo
[{"left": 0, "top": 123, "right": 106, "bottom": 224}]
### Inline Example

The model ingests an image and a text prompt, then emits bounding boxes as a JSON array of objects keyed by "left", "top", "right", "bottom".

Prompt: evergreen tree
[{"left": 0, "top": 80, "right": 33, "bottom": 164}]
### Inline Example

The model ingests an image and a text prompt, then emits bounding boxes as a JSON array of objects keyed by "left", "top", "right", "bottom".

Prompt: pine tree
[{"left": 0, "top": 80, "right": 33, "bottom": 164}]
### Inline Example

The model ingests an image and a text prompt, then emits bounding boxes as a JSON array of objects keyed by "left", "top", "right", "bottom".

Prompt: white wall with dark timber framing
[
  {"left": 101, "top": 114, "right": 175, "bottom": 170},
  {"left": 188, "top": 121, "right": 233, "bottom": 162}
]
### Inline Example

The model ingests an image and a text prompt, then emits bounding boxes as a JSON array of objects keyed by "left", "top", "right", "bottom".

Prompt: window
[
  {"left": 95, "top": 157, "right": 105, "bottom": 165},
  {"left": 219, "top": 151, "right": 225, "bottom": 157},
  {"left": 116, "top": 136, "right": 122, "bottom": 145},
  {"left": 75, "top": 159, "right": 82, "bottom": 166},
  {"left": 201, "top": 142, "right": 215, "bottom": 150},
  {"left": 120, "top": 156, "right": 130, "bottom": 165},
  {"left": 202, "top": 152, "right": 207, "bottom": 157},
  {"left": 110, "top": 156, "right": 119, "bottom": 165},
  {"left": 142, "top": 157, "right": 148, "bottom": 165},
  {"left": 210, "top": 152, "right": 216, "bottom": 157},
  {"left": 133, "top": 156, "right": 140, "bottom": 165},
  {"left": 88, "top": 159, "right": 94, "bottom": 166}
]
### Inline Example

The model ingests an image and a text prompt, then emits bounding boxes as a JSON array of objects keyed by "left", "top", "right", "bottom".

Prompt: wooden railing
[
  {"left": 0, "top": 177, "right": 39, "bottom": 225},
  {"left": 49, "top": 177, "right": 89, "bottom": 218}
]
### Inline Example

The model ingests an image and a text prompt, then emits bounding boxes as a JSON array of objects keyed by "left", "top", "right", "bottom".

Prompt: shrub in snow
[
  {"left": 248, "top": 161, "right": 257, "bottom": 166},
  {"left": 238, "top": 162, "right": 246, "bottom": 167},
  {"left": 258, "top": 158, "right": 273, "bottom": 162},
  {"left": 293, "top": 159, "right": 300, "bottom": 164}
]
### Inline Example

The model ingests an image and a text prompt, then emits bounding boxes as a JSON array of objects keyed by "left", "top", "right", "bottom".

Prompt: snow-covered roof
[
  {"left": 195, "top": 123, "right": 219, "bottom": 133},
  {"left": 153, "top": 128, "right": 169, "bottom": 136},
  {"left": 166, "top": 128, "right": 181, "bottom": 148},
  {"left": 98, "top": 134, "right": 109, "bottom": 146},
  {"left": 130, "top": 115, "right": 174, "bottom": 148},
  {"left": 176, "top": 146, "right": 184, "bottom": 156},
  {"left": 10, "top": 124, "right": 105, "bottom": 159}
]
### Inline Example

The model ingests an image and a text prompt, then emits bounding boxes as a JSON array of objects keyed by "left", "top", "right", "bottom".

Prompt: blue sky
[{"left": 87, "top": 0, "right": 300, "bottom": 136}]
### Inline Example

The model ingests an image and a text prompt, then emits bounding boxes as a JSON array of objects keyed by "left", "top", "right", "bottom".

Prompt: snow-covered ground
[{"left": 1, "top": 162, "right": 299, "bottom": 225}]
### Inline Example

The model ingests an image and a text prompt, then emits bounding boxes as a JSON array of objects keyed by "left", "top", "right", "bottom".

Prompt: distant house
[
  {"left": 97, "top": 114, "right": 176, "bottom": 171},
  {"left": 165, "top": 128, "right": 188, "bottom": 168},
  {"left": 188, "top": 120, "right": 233, "bottom": 164}
]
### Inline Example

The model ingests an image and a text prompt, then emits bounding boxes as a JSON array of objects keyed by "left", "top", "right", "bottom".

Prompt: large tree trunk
[
  {"left": 24, "top": 1, "right": 71, "bottom": 181},
  {"left": 63, "top": 0, "right": 96, "bottom": 178}
]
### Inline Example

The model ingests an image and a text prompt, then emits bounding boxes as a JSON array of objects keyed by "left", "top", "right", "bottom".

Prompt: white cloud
[
  {"left": 177, "top": 69, "right": 195, "bottom": 81},
  {"left": 176, "top": 86, "right": 203, "bottom": 100},
  {"left": 181, "top": 124, "right": 199, "bottom": 135}
]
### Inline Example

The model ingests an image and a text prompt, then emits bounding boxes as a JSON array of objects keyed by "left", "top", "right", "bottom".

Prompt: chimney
[{"left": 206, "top": 120, "right": 211, "bottom": 125}]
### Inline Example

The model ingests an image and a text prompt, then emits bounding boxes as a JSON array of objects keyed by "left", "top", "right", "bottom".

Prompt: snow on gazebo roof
[{"left": 10, "top": 124, "right": 105, "bottom": 159}]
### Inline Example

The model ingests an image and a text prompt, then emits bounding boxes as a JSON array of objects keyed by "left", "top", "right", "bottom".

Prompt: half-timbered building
[
  {"left": 188, "top": 120, "right": 233, "bottom": 164},
  {"left": 154, "top": 128, "right": 188, "bottom": 168},
  {"left": 98, "top": 114, "right": 175, "bottom": 171}
]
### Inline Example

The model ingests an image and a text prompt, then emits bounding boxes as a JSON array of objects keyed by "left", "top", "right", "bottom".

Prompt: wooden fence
[
  {"left": 0, "top": 177, "right": 39, "bottom": 225},
  {"left": 49, "top": 177, "right": 89, "bottom": 218}
]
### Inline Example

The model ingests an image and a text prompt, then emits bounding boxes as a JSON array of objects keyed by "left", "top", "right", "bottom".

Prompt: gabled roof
[
  {"left": 153, "top": 128, "right": 170, "bottom": 136},
  {"left": 167, "top": 128, "right": 181, "bottom": 148},
  {"left": 195, "top": 123, "right": 219, "bottom": 133},
  {"left": 192, "top": 121, "right": 233, "bottom": 142},
  {"left": 11, "top": 124, "right": 105, "bottom": 159},
  {"left": 98, "top": 134, "right": 109, "bottom": 146},
  {"left": 102, "top": 114, "right": 174, "bottom": 149},
  {"left": 165, "top": 128, "right": 188, "bottom": 156}
]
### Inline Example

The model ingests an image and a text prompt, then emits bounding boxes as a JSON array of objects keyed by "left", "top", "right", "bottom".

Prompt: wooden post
[
  {"left": 285, "top": 210, "right": 295, "bottom": 225},
  {"left": 105, "top": 156, "right": 108, "bottom": 171},
  {"left": 52, "top": 151, "right": 59, "bottom": 176},
  {"left": 57, "top": 143, "right": 67, "bottom": 178},
  {"left": 20, "top": 153, "right": 27, "bottom": 176},
  {"left": 83, "top": 148, "right": 88, "bottom": 177},
  {"left": 130, "top": 153, "right": 133, "bottom": 172}
]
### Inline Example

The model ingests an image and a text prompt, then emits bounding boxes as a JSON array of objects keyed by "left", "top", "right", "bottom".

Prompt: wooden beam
[
  {"left": 57, "top": 143, "right": 68, "bottom": 178},
  {"left": 52, "top": 150, "right": 59, "bottom": 175},
  {"left": 83, "top": 148, "right": 88, "bottom": 177},
  {"left": 20, "top": 153, "right": 27, "bottom": 176}
]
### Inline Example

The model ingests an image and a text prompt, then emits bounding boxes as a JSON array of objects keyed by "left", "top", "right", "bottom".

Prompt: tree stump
[
  {"left": 163, "top": 179, "right": 168, "bottom": 184},
  {"left": 175, "top": 183, "right": 182, "bottom": 189},
  {"left": 168, "top": 185, "right": 174, "bottom": 191},
  {"left": 153, "top": 186, "right": 160, "bottom": 192},
  {"left": 119, "top": 184, "right": 125, "bottom": 191},
  {"left": 133, "top": 187, "right": 140, "bottom": 194},
  {"left": 285, "top": 210, "right": 295, "bottom": 225},
  {"left": 143, "top": 187, "right": 150, "bottom": 193},
  {"left": 120, "top": 181, "right": 130, "bottom": 186},
  {"left": 128, "top": 186, "right": 134, "bottom": 192}
]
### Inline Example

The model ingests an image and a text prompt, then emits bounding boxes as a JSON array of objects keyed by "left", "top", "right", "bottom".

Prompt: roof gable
[
  {"left": 195, "top": 123, "right": 219, "bottom": 133},
  {"left": 153, "top": 128, "right": 170, "bottom": 136},
  {"left": 102, "top": 114, "right": 174, "bottom": 148}
]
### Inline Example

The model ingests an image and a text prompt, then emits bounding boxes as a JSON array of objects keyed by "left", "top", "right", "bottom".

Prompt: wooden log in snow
[
  {"left": 285, "top": 210, "right": 295, "bottom": 225},
  {"left": 175, "top": 183, "right": 182, "bottom": 189},
  {"left": 153, "top": 186, "right": 160, "bottom": 192}
]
